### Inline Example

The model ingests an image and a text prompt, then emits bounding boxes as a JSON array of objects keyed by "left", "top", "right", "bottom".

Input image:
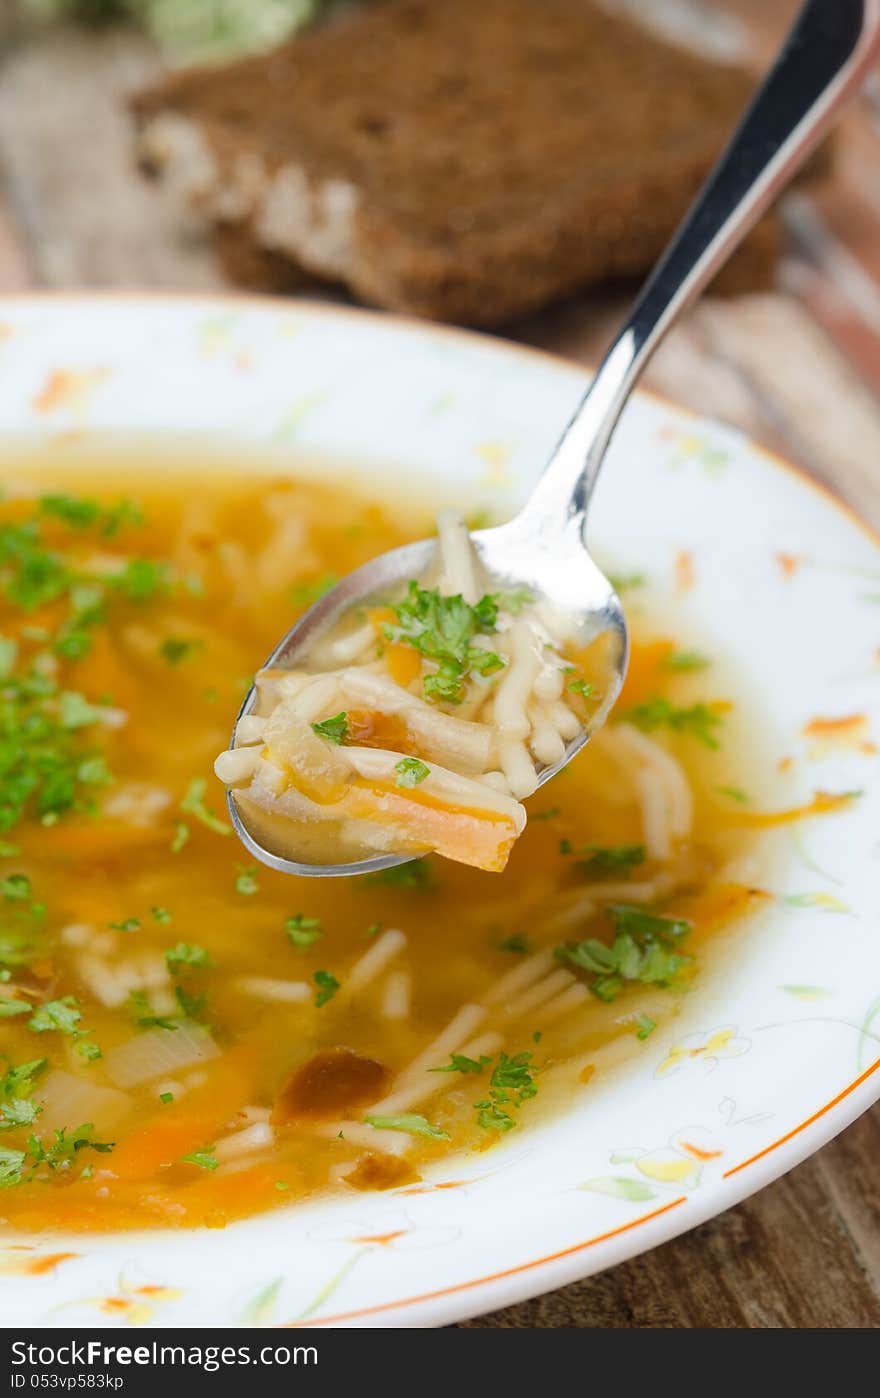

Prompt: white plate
[{"left": 0, "top": 295, "right": 878, "bottom": 1329}]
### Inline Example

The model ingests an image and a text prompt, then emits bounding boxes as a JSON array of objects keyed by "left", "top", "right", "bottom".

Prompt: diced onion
[{"left": 104, "top": 1023, "right": 219, "bottom": 1089}]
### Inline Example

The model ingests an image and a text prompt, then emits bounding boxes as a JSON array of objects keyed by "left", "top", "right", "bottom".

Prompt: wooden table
[{"left": 0, "top": 1, "right": 877, "bottom": 1329}]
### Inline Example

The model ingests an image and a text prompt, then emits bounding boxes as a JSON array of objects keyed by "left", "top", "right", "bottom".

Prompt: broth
[{"left": 0, "top": 449, "right": 767, "bottom": 1233}]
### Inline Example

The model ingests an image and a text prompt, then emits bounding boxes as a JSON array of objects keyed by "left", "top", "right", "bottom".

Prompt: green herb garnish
[
  {"left": 164, "top": 942, "right": 211, "bottom": 969},
  {"left": 181, "top": 778, "right": 231, "bottom": 835},
  {"left": 159, "top": 637, "right": 202, "bottom": 666},
  {"left": 430, "top": 1053, "right": 491, "bottom": 1076},
  {"left": 171, "top": 822, "right": 190, "bottom": 853},
  {"left": 129, "top": 990, "right": 178, "bottom": 1031},
  {"left": 234, "top": 865, "right": 259, "bottom": 896},
  {"left": 313, "top": 970, "right": 340, "bottom": 1007},
  {"left": 27, "top": 996, "right": 82, "bottom": 1036},
  {"left": 285, "top": 914, "right": 323, "bottom": 950},
  {"left": 556, "top": 904, "right": 693, "bottom": 1002},
  {"left": 626, "top": 696, "right": 724, "bottom": 749},
  {"left": 577, "top": 844, "right": 646, "bottom": 877},
  {"left": 499, "top": 933, "right": 528, "bottom": 954},
  {"left": 382, "top": 583, "right": 506, "bottom": 704},
  {"left": 660, "top": 650, "right": 710, "bottom": 672},
  {"left": 365, "top": 1114, "right": 450, "bottom": 1140},
  {"left": 311, "top": 712, "right": 349, "bottom": 744},
  {"left": 181, "top": 1150, "right": 217, "bottom": 1171},
  {"left": 474, "top": 1051, "right": 539, "bottom": 1133},
  {"left": 394, "top": 757, "right": 430, "bottom": 787}
]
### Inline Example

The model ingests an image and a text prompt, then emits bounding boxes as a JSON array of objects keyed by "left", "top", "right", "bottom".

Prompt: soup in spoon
[{"left": 215, "top": 510, "right": 615, "bottom": 873}]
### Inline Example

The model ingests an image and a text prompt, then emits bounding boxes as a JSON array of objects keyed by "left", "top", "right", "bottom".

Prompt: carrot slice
[{"left": 343, "top": 781, "right": 518, "bottom": 873}]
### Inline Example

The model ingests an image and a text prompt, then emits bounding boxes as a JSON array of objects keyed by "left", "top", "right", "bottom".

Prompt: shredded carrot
[
  {"left": 722, "top": 790, "right": 860, "bottom": 828},
  {"left": 677, "top": 882, "right": 771, "bottom": 935},
  {"left": 108, "top": 1117, "right": 219, "bottom": 1180},
  {"left": 345, "top": 780, "right": 517, "bottom": 872}
]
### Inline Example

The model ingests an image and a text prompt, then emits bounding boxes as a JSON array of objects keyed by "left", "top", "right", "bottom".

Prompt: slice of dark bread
[{"left": 134, "top": 0, "right": 802, "bottom": 325}]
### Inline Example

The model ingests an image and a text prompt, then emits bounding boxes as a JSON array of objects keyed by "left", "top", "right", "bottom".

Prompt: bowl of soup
[{"left": 0, "top": 295, "right": 877, "bottom": 1328}]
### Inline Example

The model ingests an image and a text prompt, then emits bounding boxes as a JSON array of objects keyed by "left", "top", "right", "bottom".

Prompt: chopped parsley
[
  {"left": 430, "top": 1053, "right": 491, "bottom": 1076},
  {"left": 556, "top": 904, "right": 693, "bottom": 1002},
  {"left": 234, "top": 865, "right": 259, "bottom": 896},
  {"left": 568, "top": 679, "right": 594, "bottom": 698},
  {"left": 0, "top": 1057, "right": 46, "bottom": 1134},
  {"left": 313, "top": 970, "right": 340, "bottom": 1007},
  {"left": 285, "top": 914, "right": 323, "bottom": 950},
  {"left": 0, "top": 670, "right": 112, "bottom": 833},
  {"left": 311, "top": 712, "right": 348, "bottom": 744},
  {"left": 0, "top": 873, "right": 31, "bottom": 902},
  {"left": 109, "top": 917, "right": 140, "bottom": 932},
  {"left": 112, "top": 558, "right": 168, "bottom": 602},
  {"left": 577, "top": 844, "right": 646, "bottom": 877},
  {"left": 39, "top": 494, "right": 142, "bottom": 538},
  {"left": 159, "top": 637, "right": 202, "bottom": 666},
  {"left": 499, "top": 933, "right": 529, "bottom": 954},
  {"left": 171, "top": 822, "right": 190, "bottom": 853},
  {"left": 21, "top": 995, "right": 98, "bottom": 1056},
  {"left": 27, "top": 996, "right": 82, "bottom": 1036},
  {"left": 626, "top": 696, "right": 724, "bottom": 749},
  {"left": 129, "top": 990, "right": 178, "bottom": 1032},
  {"left": 181, "top": 1149, "right": 217, "bottom": 1171},
  {"left": 164, "top": 942, "right": 211, "bottom": 970},
  {"left": 174, "top": 984, "right": 206, "bottom": 1022},
  {"left": 159, "top": 1092, "right": 174, "bottom": 1105},
  {"left": 365, "top": 1114, "right": 450, "bottom": 1140},
  {"left": 474, "top": 1052, "right": 539, "bottom": 1133},
  {"left": 660, "top": 650, "right": 711, "bottom": 672},
  {"left": 21, "top": 1122, "right": 113, "bottom": 1181},
  {"left": 181, "top": 778, "right": 231, "bottom": 835},
  {"left": 494, "top": 587, "right": 534, "bottom": 614},
  {"left": 0, "top": 1000, "right": 30, "bottom": 1019},
  {"left": 151, "top": 906, "right": 172, "bottom": 924},
  {"left": 394, "top": 757, "right": 430, "bottom": 787},
  {"left": 634, "top": 1014, "right": 657, "bottom": 1040},
  {"left": 382, "top": 583, "right": 506, "bottom": 705}
]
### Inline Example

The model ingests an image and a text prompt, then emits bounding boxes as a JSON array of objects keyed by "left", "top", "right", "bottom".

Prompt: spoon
[{"left": 228, "top": 0, "right": 880, "bottom": 878}]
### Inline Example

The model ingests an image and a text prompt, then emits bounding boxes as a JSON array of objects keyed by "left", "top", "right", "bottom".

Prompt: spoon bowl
[{"left": 228, "top": 517, "right": 628, "bottom": 877}]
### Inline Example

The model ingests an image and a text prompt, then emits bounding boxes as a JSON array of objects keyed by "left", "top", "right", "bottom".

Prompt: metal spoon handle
[{"left": 516, "top": 0, "right": 880, "bottom": 545}]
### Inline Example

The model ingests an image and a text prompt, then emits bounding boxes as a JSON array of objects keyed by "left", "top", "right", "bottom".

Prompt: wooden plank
[{"left": 0, "top": 24, "right": 223, "bottom": 290}]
